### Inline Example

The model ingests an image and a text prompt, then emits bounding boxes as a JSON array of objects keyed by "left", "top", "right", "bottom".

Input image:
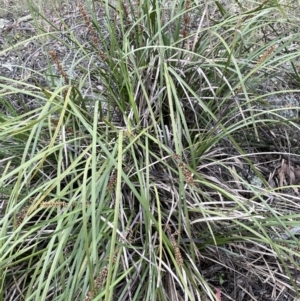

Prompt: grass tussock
[{"left": 1, "top": 0, "right": 300, "bottom": 300}]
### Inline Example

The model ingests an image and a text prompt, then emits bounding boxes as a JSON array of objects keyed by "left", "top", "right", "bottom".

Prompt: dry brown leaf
[
  {"left": 230, "top": 165, "right": 243, "bottom": 190},
  {"left": 278, "top": 161, "right": 287, "bottom": 188},
  {"left": 277, "top": 160, "right": 299, "bottom": 194}
]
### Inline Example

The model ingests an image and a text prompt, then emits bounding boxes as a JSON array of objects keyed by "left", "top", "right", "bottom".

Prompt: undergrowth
[{"left": 1, "top": 0, "right": 300, "bottom": 300}]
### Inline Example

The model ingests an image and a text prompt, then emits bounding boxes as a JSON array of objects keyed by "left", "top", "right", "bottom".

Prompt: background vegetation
[{"left": 1, "top": 0, "right": 300, "bottom": 300}]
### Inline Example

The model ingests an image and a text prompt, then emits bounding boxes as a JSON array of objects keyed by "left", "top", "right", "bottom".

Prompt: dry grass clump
[{"left": 0, "top": 0, "right": 67, "bottom": 18}]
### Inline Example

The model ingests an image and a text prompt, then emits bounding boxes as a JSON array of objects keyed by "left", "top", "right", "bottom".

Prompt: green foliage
[{"left": 1, "top": 0, "right": 300, "bottom": 300}]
